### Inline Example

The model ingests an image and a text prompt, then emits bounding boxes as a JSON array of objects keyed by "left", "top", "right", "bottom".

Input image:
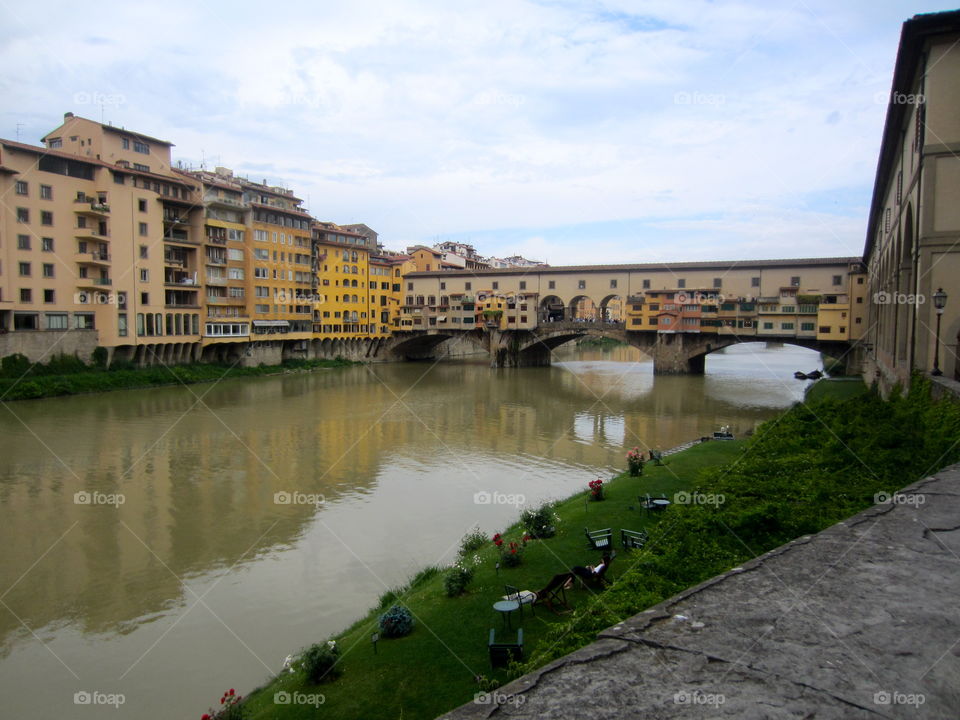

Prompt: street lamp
[{"left": 932, "top": 288, "right": 948, "bottom": 376}]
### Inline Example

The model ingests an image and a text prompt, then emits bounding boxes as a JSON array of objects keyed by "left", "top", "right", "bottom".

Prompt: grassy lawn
[
  {"left": 805, "top": 376, "right": 868, "bottom": 404},
  {"left": 239, "top": 440, "right": 746, "bottom": 720}
]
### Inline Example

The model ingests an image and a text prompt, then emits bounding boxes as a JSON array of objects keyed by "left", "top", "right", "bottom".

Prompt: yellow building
[
  {"left": 242, "top": 180, "right": 314, "bottom": 343},
  {"left": 312, "top": 223, "right": 374, "bottom": 338}
]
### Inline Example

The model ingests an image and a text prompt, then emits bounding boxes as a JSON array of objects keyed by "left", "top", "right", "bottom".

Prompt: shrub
[
  {"left": 91, "top": 346, "right": 109, "bottom": 368},
  {"left": 520, "top": 503, "right": 556, "bottom": 538},
  {"left": 379, "top": 605, "right": 414, "bottom": 638},
  {"left": 459, "top": 526, "right": 487, "bottom": 555},
  {"left": 443, "top": 564, "right": 474, "bottom": 597},
  {"left": 1, "top": 353, "right": 31, "bottom": 378},
  {"left": 376, "top": 588, "right": 400, "bottom": 610},
  {"left": 302, "top": 641, "right": 341, "bottom": 683},
  {"left": 44, "top": 353, "right": 88, "bottom": 376}
]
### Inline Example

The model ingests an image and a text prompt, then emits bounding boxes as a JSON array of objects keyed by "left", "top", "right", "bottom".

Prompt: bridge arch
[
  {"left": 386, "top": 331, "right": 488, "bottom": 361},
  {"left": 540, "top": 295, "right": 566, "bottom": 322},
  {"left": 598, "top": 294, "right": 624, "bottom": 322},
  {"left": 568, "top": 295, "right": 597, "bottom": 322}
]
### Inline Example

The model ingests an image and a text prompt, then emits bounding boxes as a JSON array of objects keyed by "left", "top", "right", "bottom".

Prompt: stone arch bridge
[{"left": 375, "top": 322, "right": 858, "bottom": 374}]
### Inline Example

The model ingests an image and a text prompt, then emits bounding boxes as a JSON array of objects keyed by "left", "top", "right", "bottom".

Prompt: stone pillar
[
  {"left": 489, "top": 330, "right": 550, "bottom": 368},
  {"left": 651, "top": 334, "right": 707, "bottom": 375}
]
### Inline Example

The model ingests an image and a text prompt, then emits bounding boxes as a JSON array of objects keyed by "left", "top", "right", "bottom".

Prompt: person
[{"left": 571, "top": 553, "right": 611, "bottom": 581}]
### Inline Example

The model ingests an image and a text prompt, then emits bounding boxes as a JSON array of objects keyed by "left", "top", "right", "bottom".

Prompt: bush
[
  {"left": 409, "top": 565, "right": 440, "bottom": 588},
  {"left": 520, "top": 503, "right": 556, "bottom": 538},
  {"left": 379, "top": 605, "right": 414, "bottom": 638},
  {"left": 91, "top": 346, "right": 109, "bottom": 368},
  {"left": 443, "top": 564, "right": 474, "bottom": 597},
  {"left": 459, "top": 526, "right": 487, "bottom": 555},
  {"left": 376, "top": 588, "right": 400, "bottom": 610},
  {"left": 1, "top": 353, "right": 31, "bottom": 378},
  {"left": 302, "top": 641, "right": 341, "bottom": 683}
]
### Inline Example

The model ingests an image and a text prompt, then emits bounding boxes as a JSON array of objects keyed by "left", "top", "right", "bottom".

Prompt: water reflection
[{"left": 0, "top": 342, "right": 821, "bottom": 718}]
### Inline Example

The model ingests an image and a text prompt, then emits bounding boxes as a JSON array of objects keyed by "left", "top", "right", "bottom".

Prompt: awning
[
  {"left": 253, "top": 320, "right": 290, "bottom": 327},
  {"left": 438, "top": 315, "right": 447, "bottom": 321}
]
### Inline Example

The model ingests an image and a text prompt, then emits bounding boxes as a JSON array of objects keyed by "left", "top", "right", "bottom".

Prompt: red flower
[
  {"left": 229, "top": 689, "right": 235, "bottom": 696},
  {"left": 202, "top": 715, "right": 210, "bottom": 720}
]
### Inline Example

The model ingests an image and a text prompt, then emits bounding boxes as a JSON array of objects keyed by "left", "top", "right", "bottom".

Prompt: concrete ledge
[{"left": 441, "top": 465, "right": 960, "bottom": 719}]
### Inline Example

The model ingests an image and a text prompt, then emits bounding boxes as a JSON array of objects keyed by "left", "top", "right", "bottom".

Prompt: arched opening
[
  {"left": 569, "top": 295, "right": 597, "bottom": 322},
  {"left": 540, "top": 295, "right": 565, "bottom": 322},
  {"left": 598, "top": 294, "right": 624, "bottom": 323}
]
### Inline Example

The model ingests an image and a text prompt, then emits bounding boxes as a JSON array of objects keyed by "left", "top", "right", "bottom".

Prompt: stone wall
[{"left": 0, "top": 329, "right": 100, "bottom": 364}]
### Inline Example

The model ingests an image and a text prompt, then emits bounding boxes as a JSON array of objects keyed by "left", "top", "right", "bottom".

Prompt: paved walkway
[{"left": 441, "top": 464, "right": 960, "bottom": 719}]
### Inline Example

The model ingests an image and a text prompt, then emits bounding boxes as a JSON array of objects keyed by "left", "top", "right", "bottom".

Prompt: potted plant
[
  {"left": 627, "top": 447, "right": 645, "bottom": 476},
  {"left": 588, "top": 478, "right": 604, "bottom": 501}
]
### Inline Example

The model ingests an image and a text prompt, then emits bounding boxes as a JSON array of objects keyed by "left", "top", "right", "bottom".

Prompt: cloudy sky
[{"left": 1, "top": 1, "right": 953, "bottom": 264}]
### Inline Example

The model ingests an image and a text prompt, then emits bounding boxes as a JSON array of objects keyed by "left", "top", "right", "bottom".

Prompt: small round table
[
  {"left": 493, "top": 599, "right": 520, "bottom": 629},
  {"left": 652, "top": 499, "right": 671, "bottom": 510}
]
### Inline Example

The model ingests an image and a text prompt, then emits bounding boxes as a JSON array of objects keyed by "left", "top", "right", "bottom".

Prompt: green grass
[
  {"left": 239, "top": 440, "right": 746, "bottom": 720},
  {"left": 0, "top": 356, "right": 356, "bottom": 401},
  {"left": 805, "top": 376, "right": 868, "bottom": 404}
]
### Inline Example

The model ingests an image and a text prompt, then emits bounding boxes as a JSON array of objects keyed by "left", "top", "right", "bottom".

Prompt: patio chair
[
  {"left": 489, "top": 628, "right": 524, "bottom": 669},
  {"left": 621, "top": 528, "right": 648, "bottom": 550},
  {"left": 584, "top": 527, "right": 613, "bottom": 551},
  {"left": 504, "top": 584, "right": 535, "bottom": 618},
  {"left": 574, "top": 551, "right": 615, "bottom": 589}
]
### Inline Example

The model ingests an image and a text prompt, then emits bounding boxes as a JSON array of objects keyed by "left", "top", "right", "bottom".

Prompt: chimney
[{"left": 64, "top": 112, "right": 74, "bottom": 119}]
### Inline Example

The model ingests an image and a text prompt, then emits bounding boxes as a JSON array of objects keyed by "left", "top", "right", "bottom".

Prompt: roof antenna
[
  {"left": 15, "top": 122, "right": 23, "bottom": 142},
  {"left": 200, "top": 149, "right": 206, "bottom": 170}
]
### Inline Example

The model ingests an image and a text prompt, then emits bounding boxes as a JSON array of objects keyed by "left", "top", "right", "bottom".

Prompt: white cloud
[{"left": 2, "top": 0, "right": 955, "bottom": 260}]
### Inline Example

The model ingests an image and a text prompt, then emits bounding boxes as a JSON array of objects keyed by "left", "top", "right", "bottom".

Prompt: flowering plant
[
  {"left": 201, "top": 688, "right": 245, "bottom": 720},
  {"left": 588, "top": 478, "right": 604, "bottom": 500},
  {"left": 494, "top": 533, "right": 530, "bottom": 567},
  {"left": 626, "top": 447, "right": 645, "bottom": 476}
]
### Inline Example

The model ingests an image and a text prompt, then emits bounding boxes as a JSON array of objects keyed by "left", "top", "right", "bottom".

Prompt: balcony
[
  {"left": 74, "top": 199, "right": 110, "bottom": 217},
  {"left": 205, "top": 275, "right": 228, "bottom": 285},
  {"left": 206, "top": 296, "right": 245, "bottom": 305},
  {"left": 163, "top": 211, "right": 191, "bottom": 225},
  {"left": 74, "top": 251, "right": 111, "bottom": 266},
  {"left": 165, "top": 277, "right": 199, "bottom": 287},
  {"left": 77, "top": 277, "right": 112, "bottom": 289},
  {"left": 164, "top": 234, "right": 199, "bottom": 246},
  {"left": 205, "top": 256, "right": 227, "bottom": 266},
  {"left": 204, "top": 194, "right": 248, "bottom": 210},
  {"left": 75, "top": 228, "right": 110, "bottom": 242}
]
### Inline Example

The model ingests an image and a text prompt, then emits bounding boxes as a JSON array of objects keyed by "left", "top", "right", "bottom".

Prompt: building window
[
  {"left": 801, "top": 322, "right": 816, "bottom": 332},
  {"left": 17, "top": 234, "right": 30, "bottom": 250},
  {"left": 832, "top": 275, "right": 842, "bottom": 285},
  {"left": 46, "top": 312, "right": 67, "bottom": 329},
  {"left": 763, "top": 322, "right": 773, "bottom": 330},
  {"left": 133, "top": 163, "right": 149, "bottom": 172},
  {"left": 465, "top": 282, "right": 472, "bottom": 290},
  {"left": 139, "top": 222, "right": 148, "bottom": 236},
  {"left": 857, "top": 277, "right": 864, "bottom": 285},
  {"left": 42, "top": 263, "right": 54, "bottom": 278},
  {"left": 141, "top": 292, "right": 149, "bottom": 305},
  {"left": 15, "top": 180, "right": 28, "bottom": 195},
  {"left": 40, "top": 184, "right": 52, "bottom": 199},
  {"left": 118, "top": 313, "right": 128, "bottom": 337},
  {"left": 122, "top": 138, "right": 130, "bottom": 149},
  {"left": 138, "top": 245, "right": 148, "bottom": 259},
  {"left": 41, "top": 237, "right": 54, "bottom": 252},
  {"left": 40, "top": 211, "right": 53, "bottom": 226},
  {"left": 18, "top": 262, "right": 31, "bottom": 276},
  {"left": 440, "top": 281, "right": 446, "bottom": 290},
  {"left": 610, "top": 279, "right": 617, "bottom": 289},
  {"left": 781, "top": 322, "right": 794, "bottom": 330},
  {"left": 138, "top": 198, "right": 147, "bottom": 212},
  {"left": 407, "top": 282, "right": 414, "bottom": 290},
  {"left": 134, "top": 140, "right": 149, "bottom": 154},
  {"left": 16, "top": 207, "right": 28, "bottom": 223},
  {"left": 519, "top": 281, "right": 527, "bottom": 290},
  {"left": 677, "top": 279, "right": 686, "bottom": 288},
  {"left": 492, "top": 281, "right": 499, "bottom": 290},
  {"left": 20, "top": 288, "right": 32, "bottom": 303},
  {"left": 790, "top": 276, "right": 800, "bottom": 286},
  {"left": 44, "top": 289, "right": 56, "bottom": 303},
  {"left": 751, "top": 276, "right": 760, "bottom": 287},
  {"left": 642, "top": 279, "right": 651, "bottom": 289},
  {"left": 713, "top": 278, "right": 722, "bottom": 288},
  {"left": 819, "top": 326, "right": 830, "bottom": 334},
  {"left": 578, "top": 280, "right": 586, "bottom": 289},
  {"left": 140, "top": 269, "right": 149, "bottom": 282}
]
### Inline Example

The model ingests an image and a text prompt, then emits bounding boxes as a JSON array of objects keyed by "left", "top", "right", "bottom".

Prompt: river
[{"left": 0, "top": 342, "right": 821, "bottom": 718}]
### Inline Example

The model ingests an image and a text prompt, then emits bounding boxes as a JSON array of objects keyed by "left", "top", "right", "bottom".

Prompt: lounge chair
[{"left": 531, "top": 572, "right": 574, "bottom": 614}]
